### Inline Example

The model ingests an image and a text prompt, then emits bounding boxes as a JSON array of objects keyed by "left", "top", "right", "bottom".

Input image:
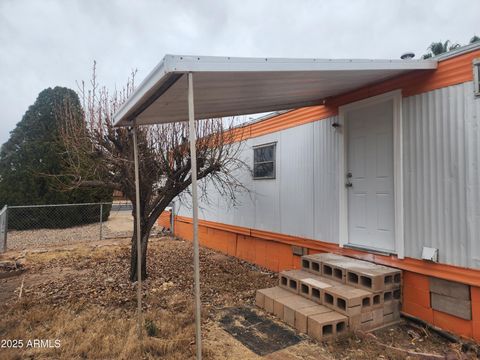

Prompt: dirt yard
[{"left": 0, "top": 236, "right": 477, "bottom": 359}]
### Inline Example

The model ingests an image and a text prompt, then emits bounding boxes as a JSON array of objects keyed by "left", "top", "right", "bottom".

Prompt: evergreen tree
[{"left": 0, "top": 87, "right": 111, "bottom": 228}]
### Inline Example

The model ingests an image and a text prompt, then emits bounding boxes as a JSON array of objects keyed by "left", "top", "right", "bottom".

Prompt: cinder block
[
  {"left": 279, "top": 270, "right": 311, "bottom": 294},
  {"left": 299, "top": 277, "right": 333, "bottom": 303},
  {"left": 257, "top": 287, "right": 295, "bottom": 314},
  {"left": 294, "top": 305, "right": 332, "bottom": 333},
  {"left": 382, "top": 288, "right": 401, "bottom": 306},
  {"left": 431, "top": 293, "right": 472, "bottom": 320},
  {"left": 383, "top": 307, "right": 400, "bottom": 323},
  {"left": 277, "top": 296, "right": 318, "bottom": 327},
  {"left": 323, "top": 285, "right": 372, "bottom": 316},
  {"left": 273, "top": 295, "right": 298, "bottom": 318},
  {"left": 255, "top": 290, "right": 265, "bottom": 309},
  {"left": 349, "top": 311, "right": 374, "bottom": 330},
  {"left": 383, "top": 299, "right": 401, "bottom": 315},
  {"left": 346, "top": 264, "right": 401, "bottom": 292},
  {"left": 301, "top": 254, "right": 324, "bottom": 275},
  {"left": 372, "top": 308, "right": 384, "bottom": 326},
  {"left": 303, "top": 253, "right": 402, "bottom": 291},
  {"left": 316, "top": 254, "right": 357, "bottom": 283},
  {"left": 429, "top": 277, "right": 470, "bottom": 300},
  {"left": 371, "top": 292, "right": 384, "bottom": 308},
  {"left": 307, "top": 311, "right": 348, "bottom": 341}
]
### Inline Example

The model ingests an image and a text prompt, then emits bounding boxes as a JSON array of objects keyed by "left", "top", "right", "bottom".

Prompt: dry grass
[
  {"left": 2, "top": 300, "right": 196, "bottom": 359},
  {"left": 0, "top": 237, "right": 476, "bottom": 359}
]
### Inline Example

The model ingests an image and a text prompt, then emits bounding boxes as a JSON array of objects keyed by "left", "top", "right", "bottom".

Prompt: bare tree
[{"left": 58, "top": 62, "right": 248, "bottom": 281}]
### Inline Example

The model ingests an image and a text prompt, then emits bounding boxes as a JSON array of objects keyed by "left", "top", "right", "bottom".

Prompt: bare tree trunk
[{"left": 130, "top": 223, "right": 151, "bottom": 282}]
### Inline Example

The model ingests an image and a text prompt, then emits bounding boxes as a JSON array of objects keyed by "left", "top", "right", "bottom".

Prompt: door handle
[{"left": 345, "top": 172, "right": 353, "bottom": 188}]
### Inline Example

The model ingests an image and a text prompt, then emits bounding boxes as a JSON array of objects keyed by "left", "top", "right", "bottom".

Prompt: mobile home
[
  {"left": 170, "top": 44, "right": 480, "bottom": 340},
  {"left": 116, "top": 43, "right": 480, "bottom": 341}
]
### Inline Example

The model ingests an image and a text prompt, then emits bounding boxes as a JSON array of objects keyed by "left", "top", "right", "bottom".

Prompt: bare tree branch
[{"left": 55, "top": 63, "right": 249, "bottom": 281}]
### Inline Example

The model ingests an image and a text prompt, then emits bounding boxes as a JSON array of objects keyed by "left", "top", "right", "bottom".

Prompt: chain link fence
[
  {"left": 2, "top": 202, "right": 135, "bottom": 251},
  {"left": 0, "top": 206, "right": 7, "bottom": 252}
]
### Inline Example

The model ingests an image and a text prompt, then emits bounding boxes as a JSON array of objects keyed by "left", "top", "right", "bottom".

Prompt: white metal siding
[
  {"left": 403, "top": 82, "right": 480, "bottom": 268},
  {"left": 313, "top": 117, "right": 340, "bottom": 243},
  {"left": 177, "top": 81, "right": 480, "bottom": 269},
  {"left": 278, "top": 124, "right": 315, "bottom": 238},
  {"left": 177, "top": 116, "right": 339, "bottom": 244}
]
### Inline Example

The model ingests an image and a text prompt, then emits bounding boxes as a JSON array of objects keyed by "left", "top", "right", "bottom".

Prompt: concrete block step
[
  {"left": 279, "top": 269, "right": 323, "bottom": 294},
  {"left": 299, "top": 277, "right": 334, "bottom": 304},
  {"left": 322, "top": 284, "right": 373, "bottom": 316},
  {"left": 256, "top": 286, "right": 401, "bottom": 342},
  {"left": 301, "top": 253, "right": 401, "bottom": 292},
  {"left": 307, "top": 311, "right": 348, "bottom": 341},
  {"left": 294, "top": 304, "right": 332, "bottom": 334},
  {"left": 279, "top": 269, "right": 399, "bottom": 312},
  {"left": 256, "top": 286, "right": 295, "bottom": 314}
]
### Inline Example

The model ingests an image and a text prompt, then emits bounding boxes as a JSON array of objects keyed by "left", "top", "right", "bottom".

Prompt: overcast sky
[{"left": 0, "top": 0, "right": 479, "bottom": 144}]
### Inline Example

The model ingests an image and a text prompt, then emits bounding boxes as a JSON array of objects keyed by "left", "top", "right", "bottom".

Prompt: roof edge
[{"left": 434, "top": 41, "right": 480, "bottom": 61}]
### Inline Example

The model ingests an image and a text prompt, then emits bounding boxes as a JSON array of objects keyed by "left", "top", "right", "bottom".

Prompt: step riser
[
  {"left": 298, "top": 278, "right": 333, "bottom": 305},
  {"left": 279, "top": 270, "right": 400, "bottom": 314},
  {"left": 295, "top": 306, "right": 332, "bottom": 334},
  {"left": 301, "top": 253, "right": 402, "bottom": 293},
  {"left": 279, "top": 270, "right": 311, "bottom": 294},
  {"left": 346, "top": 270, "right": 401, "bottom": 292},
  {"left": 308, "top": 314, "right": 348, "bottom": 341}
]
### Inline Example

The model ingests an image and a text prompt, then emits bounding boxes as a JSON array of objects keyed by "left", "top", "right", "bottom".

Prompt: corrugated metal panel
[
  {"left": 278, "top": 124, "right": 315, "bottom": 238},
  {"left": 176, "top": 116, "right": 340, "bottom": 243},
  {"left": 313, "top": 117, "right": 340, "bottom": 243},
  {"left": 403, "top": 81, "right": 480, "bottom": 268}
]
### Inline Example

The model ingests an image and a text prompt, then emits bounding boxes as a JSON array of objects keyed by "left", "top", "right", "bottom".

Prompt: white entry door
[{"left": 346, "top": 99, "right": 395, "bottom": 252}]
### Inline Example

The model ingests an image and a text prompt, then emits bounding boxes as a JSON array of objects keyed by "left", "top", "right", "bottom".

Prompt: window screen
[{"left": 253, "top": 143, "right": 276, "bottom": 179}]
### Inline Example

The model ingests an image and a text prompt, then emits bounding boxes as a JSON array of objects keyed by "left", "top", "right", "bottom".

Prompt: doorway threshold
[{"left": 343, "top": 244, "right": 394, "bottom": 257}]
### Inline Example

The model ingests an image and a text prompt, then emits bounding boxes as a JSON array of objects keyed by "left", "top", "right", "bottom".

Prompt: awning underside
[{"left": 114, "top": 55, "right": 437, "bottom": 126}]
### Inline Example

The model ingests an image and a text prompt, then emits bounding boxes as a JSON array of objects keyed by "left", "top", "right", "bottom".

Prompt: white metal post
[
  {"left": 188, "top": 72, "right": 202, "bottom": 359},
  {"left": 170, "top": 202, "right": 175, "bottom": 234},
  {"left": 132, "top": 126, "right": 143, "bottom": 340},
  {"left": 99, "top": 203, "right": 103, "bottom": 241}
]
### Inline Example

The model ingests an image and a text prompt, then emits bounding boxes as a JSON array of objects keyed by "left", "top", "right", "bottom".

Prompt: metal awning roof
[{"left": 113, "top": 54, "right": 437, "bottom": 126}]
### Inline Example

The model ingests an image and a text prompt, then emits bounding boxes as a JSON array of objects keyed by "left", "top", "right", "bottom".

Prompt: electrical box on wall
[{"left": 422, "top": 246, "right": 439, "bottom": 262}]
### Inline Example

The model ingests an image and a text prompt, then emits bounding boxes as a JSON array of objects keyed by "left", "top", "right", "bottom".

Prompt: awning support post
[
  {"left": 188, "top": 72, "right": 202, "bottom": 359},
  {"left": 132, "top": 125, "right": 143, "bottom": 340}
]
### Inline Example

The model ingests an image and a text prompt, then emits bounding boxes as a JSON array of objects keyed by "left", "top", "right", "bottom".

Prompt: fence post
[
  {"left": 99, "top": 203, "right": 103, "bottom": 241},
  {"left": 1, "top": 206, "right": 7, "bottom": 252},
  {"left": 4, "top": 206, "right": 7, "bottom": 251}
]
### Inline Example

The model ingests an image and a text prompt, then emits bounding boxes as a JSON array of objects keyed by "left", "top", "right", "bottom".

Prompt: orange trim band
[
  {"left": 233, "top": 49, "right": 480, "bottom": 141},
  {"left": 175, "top": 215, "right": 480, "bottom": 286}
]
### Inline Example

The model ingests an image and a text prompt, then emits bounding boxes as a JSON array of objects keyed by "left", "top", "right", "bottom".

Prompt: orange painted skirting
[
  {"left": 174, "top": 215, "right": 480, "bottom": 287},
  {"left": 157, "top": 210, "right": 171, "bottom": 229},
  {"left": 232, "top": 48, "right": 480, "bottom": 142}
]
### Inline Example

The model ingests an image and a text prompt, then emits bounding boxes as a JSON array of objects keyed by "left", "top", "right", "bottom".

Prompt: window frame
[
  {"left": 252, "top": 142, "right": 277, "bottom": 180},
  {"left": 474, "top": 58, "right": 480, "bottom": 98}
]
